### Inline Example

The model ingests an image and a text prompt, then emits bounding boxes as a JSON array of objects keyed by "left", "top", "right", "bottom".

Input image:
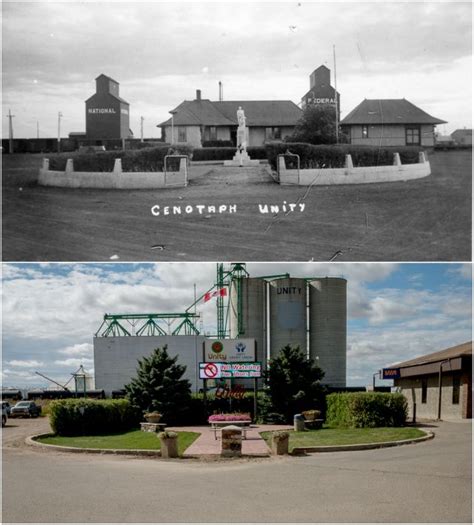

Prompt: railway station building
[
  {"left": 340, "top": 98, "right": 446, "bottom": 147},
  {"left": 158, "top": 90, "right": 302, "bottom": 148}
]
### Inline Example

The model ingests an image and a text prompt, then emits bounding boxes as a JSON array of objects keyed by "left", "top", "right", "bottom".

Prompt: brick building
[{"left": 387, "top": 341, "right": 472, "bottom": 420}]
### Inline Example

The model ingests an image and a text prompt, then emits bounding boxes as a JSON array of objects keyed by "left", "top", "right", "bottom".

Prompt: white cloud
[
  {"left": 5, "top": 359, "right": 44, "bottom": 368},
  {"left": 56, "top": 343, "right": 93, "bottom": 356},
  {"left": 54, "top": 358, "right": 94, "bottom": 368}
]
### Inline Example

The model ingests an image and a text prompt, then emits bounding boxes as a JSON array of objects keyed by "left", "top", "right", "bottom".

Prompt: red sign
[{"left": 203, "top": 363, "right": 219, "bottom": 379}]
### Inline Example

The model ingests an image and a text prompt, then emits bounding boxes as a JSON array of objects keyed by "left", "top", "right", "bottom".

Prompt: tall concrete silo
[
  {"left": 229, "top": 277, "right": 266, "bottom": 364},
  {"left": 269, "top": 278, "right": 307, "bottom": 358},
  {"left": 309, "top": 278, "right": 347, "bottom": 387}
]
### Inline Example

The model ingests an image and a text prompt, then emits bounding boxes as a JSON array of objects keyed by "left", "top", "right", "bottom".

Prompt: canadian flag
[{"left": 204, "top": 288, "right": 227, "bottom": 302}]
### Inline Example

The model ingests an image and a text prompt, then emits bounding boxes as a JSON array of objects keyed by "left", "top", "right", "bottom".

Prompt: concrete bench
[{"left": 209, "top": 420, "right": 252, "bottom": 440}]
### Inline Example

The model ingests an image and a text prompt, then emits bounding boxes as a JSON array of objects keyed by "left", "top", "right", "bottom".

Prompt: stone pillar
[
  {"left": 393, "top": 153, "right": 402, "bottom": 166},
  {"left": 419, "top": 151, "right": 426, "bottom": 163},
  {"left": 42, "top": 158, "right": 50, "bottom": 170},
  {"left": 113, "top": 158, "right": 122, "bottom": 175},
  {"left": 344, "top": 154, "right": 353, "bottom": 169},
  {"left": 65, "top": 159, "right": 74, "bottom": 174},
  {"left": 271, "top": 431, "right": 289, "bottom": 455},
  {"left": 159, "top": 431, "right": 178, "bottom": 458},
  {"left": 221, "top": 425, "right": 242, "bottom": 457}
]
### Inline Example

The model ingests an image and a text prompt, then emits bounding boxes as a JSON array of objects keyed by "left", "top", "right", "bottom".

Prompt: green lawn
[
  {"left": 261, "top": 427, "right": 426, "bottom": 451},
  {"left": 38, "top": 430, "right": 200, "bottom": 455}
]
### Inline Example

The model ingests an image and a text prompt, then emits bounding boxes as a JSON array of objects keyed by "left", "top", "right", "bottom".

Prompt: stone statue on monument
[
  {"left": 237, "top": 106, "right": 246, "bottom": 127},
  {"left": 223, "top": 105, "right": 258, "bottom": 167}
]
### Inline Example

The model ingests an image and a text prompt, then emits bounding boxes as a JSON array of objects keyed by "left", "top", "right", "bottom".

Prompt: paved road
[
  {"left": 2, "top": 150, "right": 471, "bottom": 261},
  {"left": 2, "top": 418, "right": 471, "bottom": 523}
]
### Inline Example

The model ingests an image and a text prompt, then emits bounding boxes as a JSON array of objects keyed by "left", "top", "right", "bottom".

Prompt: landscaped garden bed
[
  {"left": 260, "top": 426, "right": 426, "bottom": 452},
  {"left": 36, "top": 429, "right": 199, "bottom": 454}
]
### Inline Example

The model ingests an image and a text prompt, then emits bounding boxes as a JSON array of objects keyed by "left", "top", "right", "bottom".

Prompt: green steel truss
[
  {"left": 95, "top": 313, "right": 200, "bottom": 338},
  {"left": 95, "top": 263, "right": 250, "bottom": 339}
]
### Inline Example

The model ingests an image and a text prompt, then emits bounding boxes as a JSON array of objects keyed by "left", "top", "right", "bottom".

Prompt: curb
[
  {"left": 291, "top": 430, "right": 435, "bottom": 454},
  {"left": 26, "top": 433, "right": 162, "bottom": 457}
]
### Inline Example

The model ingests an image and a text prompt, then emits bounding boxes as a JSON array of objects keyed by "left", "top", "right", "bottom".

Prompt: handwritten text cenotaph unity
[{"left": 224, "top": 106, "right": 259, "bottom": 167}]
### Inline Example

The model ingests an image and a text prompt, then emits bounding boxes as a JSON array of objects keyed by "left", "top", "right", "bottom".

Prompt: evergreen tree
[
  {"left": 124, "top": 346, "right": 192, "bottom": 424},
  {"left": 288, "top": 104, "right": 338, "bottom": 145},
  {"left": 266, "top": 345, "right": 326, "bottom": 423}
]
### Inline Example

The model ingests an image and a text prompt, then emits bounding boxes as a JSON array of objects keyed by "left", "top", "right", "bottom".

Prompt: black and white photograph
[
  {"left": 1, "top": 1, "right": 472, "bottom": 525},
  {"left": 2, "top": 0, "right": 471, "bottom": 262}
]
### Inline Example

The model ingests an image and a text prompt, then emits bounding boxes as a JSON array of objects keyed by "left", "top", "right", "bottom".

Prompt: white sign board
[
  {"left": 199, "top": 362, "right": 262, "bottom": 379},
  {"left": 204, "top": 339, "right": 256, "bottom": 362}
]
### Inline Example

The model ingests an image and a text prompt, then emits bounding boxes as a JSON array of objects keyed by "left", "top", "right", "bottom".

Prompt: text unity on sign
[{"left": 150, "top": 202, "right": 306, "bottom": 216}]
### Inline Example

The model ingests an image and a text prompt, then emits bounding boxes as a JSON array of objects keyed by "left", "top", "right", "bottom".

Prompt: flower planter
[{"left": 145, "top": 413, "right": 162, "bottom": 424}]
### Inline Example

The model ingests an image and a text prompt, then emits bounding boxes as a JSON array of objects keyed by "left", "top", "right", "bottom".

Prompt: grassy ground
[
  {"left": 38, "top": 430, "right": 200, "bottom": 454},
  {"left": 261, "top": 427, "right": 425, "bottom": 451},
  {"left": 2, "top": 150, "right": 471, "bottom": 261}
]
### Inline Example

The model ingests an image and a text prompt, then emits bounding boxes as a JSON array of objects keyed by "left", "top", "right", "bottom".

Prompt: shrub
[
  {"left": 202, "top": 140, "right": 234, "bottom": 148},
  {"left": 48, "top": 146, "right": 172, "bottom": 172},
  {"left": 49, "top": 398, "right": 141, "bottom": 436},
  {"left": 326, "top": 392, "right": 408, "bottom": 428},
  {"left": 208, "top": 413, "right": 251, "bottom": 422},
  {"left": 265, "top": 142, "right": 423, "bottom": 171},
  {"left": 191, "top": 146, "right": 267, "bottom": 162}
]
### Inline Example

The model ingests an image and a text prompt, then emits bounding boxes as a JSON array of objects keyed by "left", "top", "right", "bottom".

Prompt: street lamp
[
  {"left": 169, "top": 110, "right": 177, "bottom": 145},
  {"left": 57, "top": 111, "right": 63, "bottom": 152}
]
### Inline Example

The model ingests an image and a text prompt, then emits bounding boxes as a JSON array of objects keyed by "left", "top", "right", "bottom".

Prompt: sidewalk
[{"left": 169, "top": 424, "right": 292, "bottom": 457}]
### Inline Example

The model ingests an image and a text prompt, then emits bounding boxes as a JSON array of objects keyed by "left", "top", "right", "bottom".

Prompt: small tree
[
  {"left": 124, "top": 346, "right": 192, "bottom": 425},
  {"left": 266, "top": 345, "right": 326, "bottom": 423},
  {"left": 288, "top": 104, "right": 338, "bottom": 145}
]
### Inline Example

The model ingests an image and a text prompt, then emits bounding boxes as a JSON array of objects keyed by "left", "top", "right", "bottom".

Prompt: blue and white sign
[{"left": 204, "top": 338, "right": 256, "bottom": 362}]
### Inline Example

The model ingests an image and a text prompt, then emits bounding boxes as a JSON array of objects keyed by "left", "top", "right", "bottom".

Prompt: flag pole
[{"left": 333, "top": 44, "right": 339, "bottom": 144}]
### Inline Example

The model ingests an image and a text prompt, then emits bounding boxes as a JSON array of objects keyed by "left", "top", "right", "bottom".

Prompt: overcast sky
[
  {"left": 2, "top": 262, "right": 471, "bottom": 391},
  {"left": 2, "top": 0, "right": 471, "bottom": 139}
]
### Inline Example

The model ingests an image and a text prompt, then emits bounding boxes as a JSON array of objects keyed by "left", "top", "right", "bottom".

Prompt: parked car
[
  {"left": 2, "top": 406, "right": 7, "bottom": 427},
  {"left": 1, "top": 400, "right": 12, "bottom": 415},
  {"left": 10, "top": 401, "right": 42, "bottom": 418}
]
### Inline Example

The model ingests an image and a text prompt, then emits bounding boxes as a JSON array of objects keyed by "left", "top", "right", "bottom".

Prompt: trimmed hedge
[
  {"left": 49, "top": 398, "right": 141, "bottom": 436},
  {"left": 192, "top": 146, "right": 267, "bottom": 162},
  {"left": 265, "top": 142, "right": 423, "bottom": 170},
  {"left": 202, "top": 140, "right": 234, "bottom": 148},
  {"left": 326, "top": 392, "right": 408, "bottom": 428},
  {"left": 48, "top": 146, "right": 172, "bottom": 172}
]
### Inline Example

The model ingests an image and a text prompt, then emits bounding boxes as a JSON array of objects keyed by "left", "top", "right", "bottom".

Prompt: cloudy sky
[
  {"left": 2, "top": 0, "right": 471, "bottom": 139},
  {"left": 2, "top": 262, "right": 471, "bottom": 390}
]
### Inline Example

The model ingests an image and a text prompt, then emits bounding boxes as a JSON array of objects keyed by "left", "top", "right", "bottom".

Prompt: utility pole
[
  {"left": 57, "top": 111, "right": 63, "bottom": 152},
  {"left": 140, "top": 116, "right": 144, "bottom": 142},
  {"left": 7, "top": 109, "right": 15, "bottom": 154},
  {"left": 333, "top": 44, "right": 339, "bottom": 144},
  {"left": 37, "top": 120, "right": 39, "bottom": 139}
]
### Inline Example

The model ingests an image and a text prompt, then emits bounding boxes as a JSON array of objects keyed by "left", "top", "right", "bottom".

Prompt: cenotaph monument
[{"left": 224, "top": 106, "right": 259, "bottom": 167}]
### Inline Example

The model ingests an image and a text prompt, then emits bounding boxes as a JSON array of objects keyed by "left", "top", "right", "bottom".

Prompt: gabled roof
[
  {"left": 452, "top": 129, "right": 472, "bottom": 137},
  {"left": 96, "top": 73, "right": 120, "bottom": 85},
  {"left": 158, "top": 100, "right": 302, "bottom": 127},
  {"left": 85, "top": 93, "right": 129, "bottom": 105},
  {"left": 340, "top": 99, "right": 447, "bottom": 126},
  {"left": 391, "top": 341, "right": 472, "bottom": 369}
]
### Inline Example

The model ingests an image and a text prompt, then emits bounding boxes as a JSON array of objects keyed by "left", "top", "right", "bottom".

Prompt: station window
[
  {"left": 178, "top": 127, "right": 187, "bottom": 143},
  {"left": 361, "top": 125, "right": 369, "bottom": 138},
  {"left": 265, "top": 127, "right": 282, "bottom": 140},
  {"left": 406, "top": 126, "right": 420, "bottom": 145},
  {"left": 421, "top": 378, "right": 428, "bottom": 404},
  {"left": 452, "top": 376, "right": 460, "bottom": 405}
]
